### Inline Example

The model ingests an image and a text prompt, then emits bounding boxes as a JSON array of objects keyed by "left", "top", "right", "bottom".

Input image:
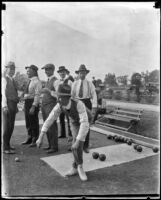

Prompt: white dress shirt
[
  {"left": 47, "top": 74, "right": 56, "bottom": 82},
  {"left": 54, "top": 78, "right": 73, "bottom": 91},
  {"left": 40, "top": 100, "right": 89, "bottom": 142},
  {"left": 71, "top": 78, "right": 97, "bottom": 108},
  {"left": 2, "top": 76, "right": 7, "bottom": 108},
  {"left": 24, "top": 76, "right": 42, "bottom": 107}
]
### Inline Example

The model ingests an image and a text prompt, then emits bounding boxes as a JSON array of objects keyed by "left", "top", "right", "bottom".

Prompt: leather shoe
[
  {"left": 10, "top": 146, "right": 15, "bottom": 150},
  {"left": 21, "top": 138, "right": 32, "bottom": 145},
  {"left": 83, "top": 148, "right": 90, "bottom": 153},
  {"left": 43, "top": 146, "right": 50, "bottom": 150},
  {"left": 68, "top": 147, "right": 72, "bottom": 151},
  {"left": 29, "top": 142, "right": 36, "bottom": 147},
  {"left": 59, "top": 135, "right": 66, "bottom": 138},
  {"left": 46, "top": 149, "right": 58, "bottom": 154},
  {"left": 65, "top": 167, "right": 78, "bottom": 177},
  {"left": 3, "top": 150, "right": 15, "bottom": 154},
  {"left": 77, "top": 165, "right": 88, "bottom": 181},
  {"left": 67, "top": 136, "right": 73, "bottom": 142}
]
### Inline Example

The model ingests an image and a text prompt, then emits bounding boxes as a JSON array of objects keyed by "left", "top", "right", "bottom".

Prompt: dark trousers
[
  {"left": 3, "top": 100, "right": 17, "bottom": 150},
  {"left": 41, "top": 103, "right": 58, "bottom": 150},
  {"left": 70, "top": 124, "right": 84, "bottom": 167},
  {"left": 80, "top": 98, "right": 92, "bottom": 149},
  {"left": 59, "top": 112, "right": 66, "bottom": 137},
  {"left": 59, "top": 112, "right": 72, "bottom": 137},
  {"left": 66, "top": 114, "right": 72, "bottom": 137},
  {"left": 24, "top": 99, "right": 39, "bottom": 141}
]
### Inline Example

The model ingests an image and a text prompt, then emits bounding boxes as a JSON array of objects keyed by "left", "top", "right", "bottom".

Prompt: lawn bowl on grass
[
  {"left": 99, "top": 154, "right": 106, "bottom": 161},
  {"left": 15, "top": 157, "right": 20, "bottom": 162},
  {"left": 136, "top": 145, "right": 143, "bottom": 152},
  {"left": 153, "top": 147, "right": 159, "bottom": 153},
  {"left": 92, "top": 152, "right": 99, "bottom": 159}
]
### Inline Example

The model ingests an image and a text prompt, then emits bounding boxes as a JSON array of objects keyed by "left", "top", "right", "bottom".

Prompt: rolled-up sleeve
[
  {"left": 41, "top": 103, "right": 61, "bottom": 132},
  {"left": 71, "top": 81, "right": 77, "bottom": 98},
  {"left": 32, "top": 80, "right": 42, "bottom": 107},
  {"left": 90, "top": 82, "right": 98, "bottom": 108},
  {"left": 2, "top": 77, "right": 7, "bottom": 108},
  {"left": 76, "top": 101, "right": 89, "bottom": 142}
]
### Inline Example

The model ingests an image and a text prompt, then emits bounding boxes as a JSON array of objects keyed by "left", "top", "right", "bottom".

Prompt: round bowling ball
[
  {"left": 15, "top": 157, "right": 20, "bottom": 162},
  {"left": 107, "top": 135, "right": 112, "bottom": 140},
  {"left": 92, "top": 152, "right": 99, "bottom": 159},
  {"left": 114, "top": 136, "right": 119, "bottom": 142},
  {"left": 123, "top": 138, "right": 128, "bottom": 143},
  {"left": 117, "top": 136, "right": 122, "bottom": 142},
  {"left": 99, "top": 154, "right": 106, "bottom": 161},
  {"left": 153, "top": 147, "right": 159, "bottom": 153},
  {"left": 136, "top": 145, "right": 142, "bottom": 152},
  {"left": 119, "top": 136, "right": 124, "bottom": 142},
  {"left": 134, "top": 144, "right": 138, "bottom": 150},
  {"left": 127, "top": 139, "right": 132, "bottom": 145}
]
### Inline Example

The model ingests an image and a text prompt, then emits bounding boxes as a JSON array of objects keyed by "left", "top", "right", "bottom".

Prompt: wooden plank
[
  {"left": 114, "top": 109, "right": 142, "bottom": 116},
  {"left": 103, "top": 114, "right": 131, "bottom": 122},
  {"left": 111, "top": 113, "right": 140, "bottom": 121},
  {"left": 95, "top": 121, "right": 129, "bottom": 131},
  {"left": 115, "top": 106, "right": 144, "bottom": 113}
]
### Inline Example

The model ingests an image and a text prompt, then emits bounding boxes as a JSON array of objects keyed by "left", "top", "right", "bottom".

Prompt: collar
[
  {"left": 62, "top": 99, "right": 71, "bottom": 110},
  {"left": 47, "top": 75, "right": 55, "bottom": 81},
  {"left": 30, "top": 76, "right": 38, "bottom": 81},
  {"left": 60, "top": 78, "right": 65, "bottom": 81},
  {"left": 79, "top": 78, "right": 86, "bottom": 82},
  {"left": 6, "top": 74, "right": 13, "bottom": 80}
]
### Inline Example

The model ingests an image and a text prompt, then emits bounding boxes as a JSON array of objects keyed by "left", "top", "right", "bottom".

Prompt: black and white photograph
[{"left": 1, "top": 2, "right": 160, "bottom": 198}]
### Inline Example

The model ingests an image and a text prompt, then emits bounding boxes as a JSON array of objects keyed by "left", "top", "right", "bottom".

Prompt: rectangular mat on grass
[{"left": 41, "top": 144, "right": 158, "bottom": 177}]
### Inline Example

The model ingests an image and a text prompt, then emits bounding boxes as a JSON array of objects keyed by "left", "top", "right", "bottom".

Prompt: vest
[
  {"left": 63, "top": 99, "right": 93, "bottom": 126},
  {"left": 5, "top": 76, "right": 19, "bottom": 103},
  {"left": 42, "top": 77, "right": 57, "bottom": 106}
]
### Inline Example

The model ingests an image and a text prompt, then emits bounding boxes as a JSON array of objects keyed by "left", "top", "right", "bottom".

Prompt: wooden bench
[{"left": 95, "top": 107, "right": 143, "bottom": 133}]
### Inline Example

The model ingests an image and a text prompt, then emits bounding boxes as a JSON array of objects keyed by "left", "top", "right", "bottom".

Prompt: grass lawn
[{"left": 2, "top": 108, "right": 160, "bottom": 197}]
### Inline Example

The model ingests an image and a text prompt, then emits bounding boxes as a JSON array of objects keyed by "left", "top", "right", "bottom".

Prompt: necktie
[
  {"left": 26, "top": 80, "right": 31, "bottom": 94},
  {"left": 78, "top": 80, "right": 83, "bottom": 98}
]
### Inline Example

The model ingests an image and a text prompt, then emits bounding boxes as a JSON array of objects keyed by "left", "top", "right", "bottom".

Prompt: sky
[
  {"left": 13, "top": 2, "right": 158, "bottom": 39},
  {"left": 2, "top": 2, "right": 160, "bottom": 81}
]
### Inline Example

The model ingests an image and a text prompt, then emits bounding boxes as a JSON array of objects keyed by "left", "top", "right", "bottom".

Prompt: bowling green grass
[{"left": 2, "top": 109, "right": 160, "bottom": 197}]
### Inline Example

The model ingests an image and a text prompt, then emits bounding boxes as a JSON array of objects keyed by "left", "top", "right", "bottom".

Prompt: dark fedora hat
[
  {"left": 5, "top": 61, "right": 15, "bottom": 69},
  {"left": 42, "top": 63, "right": 55, "bottom": 70},
  {"left": 56, "top": 83, "right": 71, "bottom": 97},
  {"left": 57, "top": 66, "right": 68, "bottom": 73},
  {"left": 66, "top": 69, "right": 70, "bottom": 74},
  {"left": 75, "top": 64, "right": 90, "bottom": 74},
  {"left": 25, "top": 65, "right": 38, "bottom": 72}
]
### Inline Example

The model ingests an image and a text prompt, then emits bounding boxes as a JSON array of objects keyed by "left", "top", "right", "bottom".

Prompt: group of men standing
[{"left": 2, "top": 62, "right": 98, "bottom": 156}]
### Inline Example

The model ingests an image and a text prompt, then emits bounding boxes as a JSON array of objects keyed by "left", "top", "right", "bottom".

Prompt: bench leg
[{"left": 130, "top": 121, "right": 139, "bottom": 134}]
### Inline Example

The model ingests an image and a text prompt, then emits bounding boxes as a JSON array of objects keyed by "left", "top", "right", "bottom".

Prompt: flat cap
[
  {"left": 25, "top": 65, "right": 38, "bottom": 72},
  {"left": 41, "top": 63, "right": 55, "bottom": 70},
  {"left": 5, "top": 61, "right": 15, "bottom": 69}
]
